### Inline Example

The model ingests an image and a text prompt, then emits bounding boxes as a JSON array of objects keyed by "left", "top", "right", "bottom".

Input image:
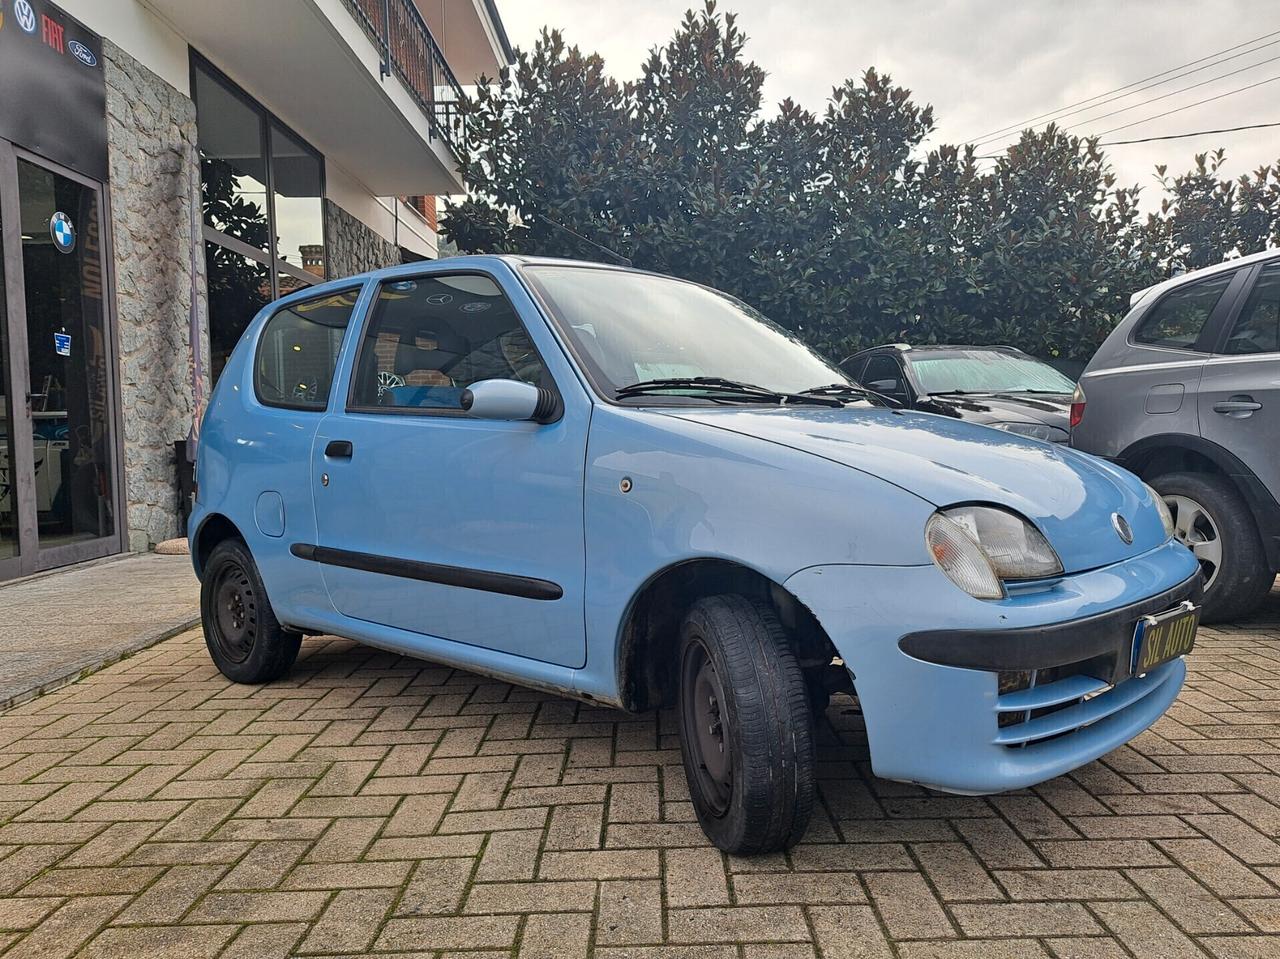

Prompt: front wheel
[
  {"left": 1151, "top": 471, "right": 1274, "bottom": 623},
  {"left": 201, "top": 539, "right": 301, "bottom": 683},
  {"left": 676, "top": 595, "right": 815, "bottom": 854}
]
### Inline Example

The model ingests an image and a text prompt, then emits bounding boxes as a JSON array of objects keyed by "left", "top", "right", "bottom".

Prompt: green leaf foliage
[{"left": 441, "top": 2, "right": 1280, "bottom": 362}]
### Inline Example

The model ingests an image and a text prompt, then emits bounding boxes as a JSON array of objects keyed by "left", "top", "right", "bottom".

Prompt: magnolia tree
[{"left": 442, "top": 1, "right": 1280, "bottom": 362}]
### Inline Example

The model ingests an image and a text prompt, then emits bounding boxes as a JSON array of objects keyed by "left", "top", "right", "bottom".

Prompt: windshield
[
  {"left": 524, "top": 266, "right": 848, "bottom": 399},
  {"left": 909, "top": 351, "right": 1076, "bottom": 395}
]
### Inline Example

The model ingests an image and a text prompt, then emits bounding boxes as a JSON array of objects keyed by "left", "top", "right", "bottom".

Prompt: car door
[
  {"left": 308, "top": 267, "right": 589, "bottom": 669},
  {"left": 1075, "top": 269, "right": 1247, "bottom": 459},
  {"left": 1199, "top": 260, "right": 1280, "bottom": 497}
]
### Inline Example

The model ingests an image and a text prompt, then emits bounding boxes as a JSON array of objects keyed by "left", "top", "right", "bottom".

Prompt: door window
[
  {"left": 1133, "top": 272, "right": 1234, "bottom": 350},
  {"left": 350, "top": 275, "right": 550, "bottom": 412},
  {"left": 1223, "top": 262, "right": 1280, "bottom": 355},
  {"left": 862, "top": 355, "right": 909, "bottom": 399},
  {"left": 254, "top": 289, "right": 358, "bottom": 409}
]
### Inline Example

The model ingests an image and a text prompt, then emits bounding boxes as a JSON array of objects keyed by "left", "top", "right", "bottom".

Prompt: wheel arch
[
  {"left": 614, "top": 558, "right": 837, "bottom": 712},
  {"left": 1118, "top": 433, "right": 1280, "bottom": 569},
  {"left": 191, "top": 513, "right": 248, "bottom": 580}
]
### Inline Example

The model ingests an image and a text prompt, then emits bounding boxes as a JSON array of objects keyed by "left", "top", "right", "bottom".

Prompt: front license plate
[{"left": 1132, "top": 602, "right": 1200, "bottom": 675}]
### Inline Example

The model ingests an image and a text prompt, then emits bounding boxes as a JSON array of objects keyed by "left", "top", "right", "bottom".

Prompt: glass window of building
[{"left": 193, "top": 55, "right": 326, "bottom": 382}]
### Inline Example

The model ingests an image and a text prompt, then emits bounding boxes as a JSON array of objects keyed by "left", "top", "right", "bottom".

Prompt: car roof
[{"left": 1129, "top": 248, "right": 1280, "bottom": 307}]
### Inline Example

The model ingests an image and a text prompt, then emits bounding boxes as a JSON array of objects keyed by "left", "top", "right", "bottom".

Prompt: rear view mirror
[{"left": 460, "top": 379, "right": 560, "bottom": 423}]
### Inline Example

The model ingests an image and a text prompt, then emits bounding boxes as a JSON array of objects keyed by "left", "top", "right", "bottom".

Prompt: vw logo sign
[
  {"left": 13, "top": 0, "right": 37, "bottom": 34},
  {"left": 68, "top": 40, "right": 98, "bottom": 66},
  {"left": 49, "top": 212, "right": 76, "bottom": 254},
  {"left": 425, "top": 293, "right": 453, "bottom": 305},
  {"left": 1111, "top": 512, "right": 1134, "bottom": 545}
]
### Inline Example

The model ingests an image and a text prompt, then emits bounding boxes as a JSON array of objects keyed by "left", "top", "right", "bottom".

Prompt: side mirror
[{"left": 460, "top": 379, "right": 560, "bottom": 423}]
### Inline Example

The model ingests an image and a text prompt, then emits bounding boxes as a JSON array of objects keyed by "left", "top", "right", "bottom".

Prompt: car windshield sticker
[
  {"left": 54, "top": 332, "right": 71, "bottom": 356},
  {"left": 49, "top": 212, "right": 75, "bottom": 253},
  {"left": 460, "top": 301, "right": 491, "bottom": 313}
]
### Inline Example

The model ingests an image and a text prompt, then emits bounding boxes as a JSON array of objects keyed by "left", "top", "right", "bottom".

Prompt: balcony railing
[{"left": 340, "top": 0, "right": 467, "bottom": 154}]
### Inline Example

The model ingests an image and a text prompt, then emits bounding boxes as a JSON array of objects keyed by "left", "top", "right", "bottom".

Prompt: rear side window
[
  {"left": 1223, "top": 262, "right": 1280, "bottom": 355},
  {"left": 1133, "top": 272, "right": 1234, "bottom": 350},
  {"left": 255, "top": 290, "right": 358, "bottom": 409}
]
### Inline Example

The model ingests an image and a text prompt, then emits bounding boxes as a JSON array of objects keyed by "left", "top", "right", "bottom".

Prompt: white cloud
[{"left": 493, "top": 0, "right": 1280, "bottom": 201}]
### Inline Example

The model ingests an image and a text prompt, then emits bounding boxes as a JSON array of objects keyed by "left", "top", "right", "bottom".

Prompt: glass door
[{"left": 0, "top": 142, "right": 123, "bottom": 577}]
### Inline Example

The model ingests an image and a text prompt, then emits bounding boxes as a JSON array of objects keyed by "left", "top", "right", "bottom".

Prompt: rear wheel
[
  {"left": 676, "top": 595, "right": 815, "bottom": 854},
  {"left": 1150, "top": 471, "right": 1273, "bottom": 623},
  {"left": 201, "top": 539, "right": 301, "bottom": 683}
]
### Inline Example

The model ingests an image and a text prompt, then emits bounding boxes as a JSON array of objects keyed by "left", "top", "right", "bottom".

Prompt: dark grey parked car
[
  {"left": 1072, "top": 250, "right": 1280, "bottom": 622},
  {"left": 839, "top": 344, "right": 1075, "bottom": 442}
]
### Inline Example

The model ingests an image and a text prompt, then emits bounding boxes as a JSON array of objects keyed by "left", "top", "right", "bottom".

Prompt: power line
[
  {"left": 974, "top": 119, "right": 1280, "bottom": 158},
  {"left": 971, "top": 35, "right": 1280, "bottom": 147},
  {"left": 1096, "top": 71, "right": 1280, "bottom": 136},
  {"left": 1098, "top": 120, "right": 1280, "bottom": 146},
  {"left": 964, "top": 28, "right": 1280, "bottom": 144},
  {"left": 1058, "top": 51, "right": 1280, "bottom": 133}
]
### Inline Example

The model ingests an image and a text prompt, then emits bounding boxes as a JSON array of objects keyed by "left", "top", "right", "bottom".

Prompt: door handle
[
  {"left": 1213, "top": 396, "right": 1262, "bottom": 417},
  {"left": 324, "top": 439, "right": 354, "bottom": 458}
]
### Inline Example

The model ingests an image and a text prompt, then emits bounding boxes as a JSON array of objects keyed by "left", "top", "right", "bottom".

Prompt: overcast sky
[{"left": 494, "top": 0, "right": 1280, "bottom": 205}]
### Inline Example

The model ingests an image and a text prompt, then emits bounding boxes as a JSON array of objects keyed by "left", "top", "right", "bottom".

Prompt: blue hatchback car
[{"left": 191, "top": 256, "right": 1202, "bottom": 853}]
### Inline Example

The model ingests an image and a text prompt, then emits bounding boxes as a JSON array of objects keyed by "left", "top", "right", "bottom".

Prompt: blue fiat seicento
[{"left": 191, "top": 256, "right": 1201, "bottom": 853}]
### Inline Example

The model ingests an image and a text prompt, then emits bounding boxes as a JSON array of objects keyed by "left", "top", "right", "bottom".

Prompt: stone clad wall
[
  {"left": 324, "top": 199, "right": 403, "bottom": 280},
  {"left": 103, "top": 40, "right": 207, "bottom": 551}
]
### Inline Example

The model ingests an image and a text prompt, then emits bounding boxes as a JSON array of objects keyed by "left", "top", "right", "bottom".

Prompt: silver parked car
[{"left": 1072, "top": 250, "right": 1280, "bottom": 622}]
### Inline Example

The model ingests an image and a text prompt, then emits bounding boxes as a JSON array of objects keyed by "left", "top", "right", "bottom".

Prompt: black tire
[
  {"left": 201, "top": 539, "right": 301, "bottom": 683},
  {"left": 676, "top": 594, "right": 815, "bottom": 854},
  {"left": 1150, "top": 471, "right": 1274, "bottom": 623}
]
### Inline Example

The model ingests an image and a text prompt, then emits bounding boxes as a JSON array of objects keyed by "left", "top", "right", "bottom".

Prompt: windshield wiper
[
  {"left": 798, "top": 383, "right": 902, "bottom": 408},
  {"left": 615, "top": 377, "right": 841, "bottom": 406}
]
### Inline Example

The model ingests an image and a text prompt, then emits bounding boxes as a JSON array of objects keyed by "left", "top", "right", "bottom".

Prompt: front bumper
[{"left": 784, "top": 538, "right": 1200, "bottom": 794}]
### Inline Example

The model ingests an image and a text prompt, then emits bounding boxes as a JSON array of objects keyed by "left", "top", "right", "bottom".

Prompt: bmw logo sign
[
  {"left": 68, "top": 41, "right": 98, "bottom": 67},
  {"left": 460, "top": 301, "right": 492, "bottom": 313},
  {"left": 1111, "top": 512, "right": 1134, "bottom": 545},
  {"left": 49, "top": 213, "right": 76, "bottom": 254},
  {"left": 14, "top": 0, "right": 37, "bottom": 34}
]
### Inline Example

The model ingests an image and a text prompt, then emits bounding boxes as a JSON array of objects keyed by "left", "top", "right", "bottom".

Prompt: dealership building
[{"left": 0, "top": 0, "right": 510, "bottom": 579}]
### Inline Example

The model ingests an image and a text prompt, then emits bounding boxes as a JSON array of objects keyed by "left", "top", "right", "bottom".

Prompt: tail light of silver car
[{"left": 1070, "top": 383, "right": 1086, "bottom": 428}]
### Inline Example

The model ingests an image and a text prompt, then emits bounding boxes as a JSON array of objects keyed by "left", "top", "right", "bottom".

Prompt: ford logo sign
[{"left": 68, "top": 40, "right": 98, "bottom": 67}]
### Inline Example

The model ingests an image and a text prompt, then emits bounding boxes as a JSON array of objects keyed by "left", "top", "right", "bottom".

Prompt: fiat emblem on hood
[{"left": 1112, "top": 512, "right": 1133, "bottom": 545}]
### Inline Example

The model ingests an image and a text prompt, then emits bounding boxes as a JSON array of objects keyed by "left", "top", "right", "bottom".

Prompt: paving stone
[
  {"left": 2, "top": 606, "right": 1280, "bottom": 957},
  {"left": 519, "top": 911, "right": 592, "bottom": 958},
  {"left": 864, "top": 872, "right": 956, "bottom": 940},
  {"left": 667, "top": 906, "right": 810, "bottom": 943},
  {"left": 298, "top": 886, "right": 396, "bottom": 953},
  {"left": 597, "top": 879, "right": 663, "bottom": 945}
]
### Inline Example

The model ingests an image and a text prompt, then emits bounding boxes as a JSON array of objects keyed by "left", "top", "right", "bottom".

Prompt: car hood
[{"left": 657, "top": 405, "right": 1163, "bottom": 574}]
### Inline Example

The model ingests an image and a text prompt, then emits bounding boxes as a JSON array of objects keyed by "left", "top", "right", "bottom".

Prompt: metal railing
[{"left": 340, "top": 0, "right": 466, "bottom": 154}]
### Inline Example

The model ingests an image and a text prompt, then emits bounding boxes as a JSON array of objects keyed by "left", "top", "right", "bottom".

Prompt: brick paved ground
[{"left": 1, "top": 589, "right": 1279, "bottom": 958}]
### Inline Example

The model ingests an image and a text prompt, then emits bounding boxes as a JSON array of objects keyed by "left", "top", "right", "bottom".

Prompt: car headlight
[
  {"left": 989, "top": 422, "right": 1069, "bottom": 443},
  {"left": 1145, "top": 482, "right": 1175, "bottom": 540},
  {"left": 925, "top": 506, "right": 1064, "bottom": 600}
]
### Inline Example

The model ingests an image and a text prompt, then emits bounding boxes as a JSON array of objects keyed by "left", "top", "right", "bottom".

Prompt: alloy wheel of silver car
[{"left": 1165, "top": 493, "right": 1223, "bottom": 591}]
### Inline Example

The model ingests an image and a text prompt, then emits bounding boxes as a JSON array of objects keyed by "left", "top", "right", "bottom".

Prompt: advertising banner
[{"left": 0, "top": 0, "right": 106, "bottom": 180}]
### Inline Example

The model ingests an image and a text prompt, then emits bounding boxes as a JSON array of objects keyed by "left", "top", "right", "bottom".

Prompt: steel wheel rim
[
  {"left": 680, "top": 637, "right": 732, "bottom": 815},
  {"left": 1165, "top": 493, "right": 1223, "bottom": 591},
  {"left": 211, "top": 562, "right": 257, "bottom": 664}
]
